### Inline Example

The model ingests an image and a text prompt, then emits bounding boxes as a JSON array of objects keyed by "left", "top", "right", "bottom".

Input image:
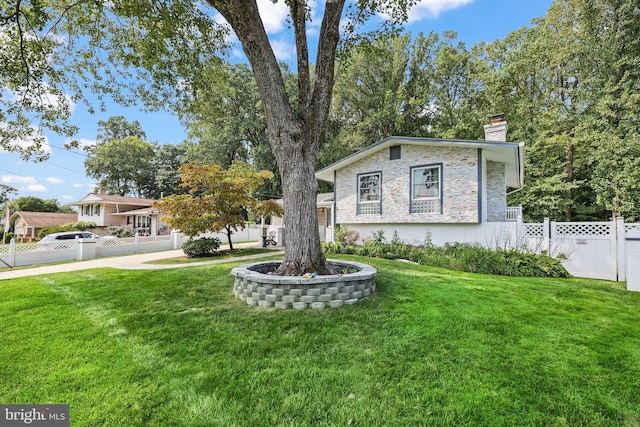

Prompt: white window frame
[
  {"left": 410, "top": 164, "right": 442, "bottom": 214},
  {"left": 357, "top": 171, "right": 382, "bottom": 215}
]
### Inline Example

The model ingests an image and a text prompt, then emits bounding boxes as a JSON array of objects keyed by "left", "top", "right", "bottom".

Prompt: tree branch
[
  {"left": 206, "top": 0, "right": 294, "bottom": 146},
  {"left": 309, "top": 0, "right": 346, "bottom": 147},
  {"left": 291, "top": 0, "right": 310, "bottom": 112}
]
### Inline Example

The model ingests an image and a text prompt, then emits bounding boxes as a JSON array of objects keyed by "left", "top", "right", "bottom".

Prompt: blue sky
[{"left": 0, "top": 0, "right": 554, "bottom": 207}]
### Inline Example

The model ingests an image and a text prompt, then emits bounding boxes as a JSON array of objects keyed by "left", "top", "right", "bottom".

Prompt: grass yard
[
  {"left": 1, "top": 255, "right": 639, "bottom": 426},
  {"left": 146, "top": 247, "right": 281, "bottom": 264}
]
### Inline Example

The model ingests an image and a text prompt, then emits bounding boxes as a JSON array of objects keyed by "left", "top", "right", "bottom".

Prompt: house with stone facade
[{"left": 314, "top": 116, "right": 525, "bottom": 246}]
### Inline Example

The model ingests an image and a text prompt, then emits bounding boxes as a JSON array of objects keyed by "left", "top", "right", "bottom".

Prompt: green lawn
[
  {"left": 1, "top": 256, "right": 639, "bottom": 426},
  {"left": 146, "top": 247, "right": 281, "bottom": 264}
]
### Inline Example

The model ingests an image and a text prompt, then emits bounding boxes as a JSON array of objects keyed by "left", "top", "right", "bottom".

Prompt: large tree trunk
[
  {"left": 209, "top": 0, "right": 344, "bottom": 275},
  {"left": 273, "top": 135, "right": 328, "bottom": 274}
]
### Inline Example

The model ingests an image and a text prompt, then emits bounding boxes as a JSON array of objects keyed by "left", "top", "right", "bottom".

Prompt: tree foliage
[
  {"left": 95, "top": 115, "right": 146, "bottom": 148},
  {"left": 155, "top": 162, "right": 273, "bottom": 250},
  {"left": 1, "top": 0, "right": 227, "bottom": 160},
  {"left": 84, "top": 136, "right": 156, "bottom": 197},
  {"left": 479, "top": 0, "right": 640, "bottom": 221},
  {"left": 11, "top": 196, "right": 69, "bottom": 213},
  {"left": 87, "top": 115, "right": 187, "bottom": 198}
]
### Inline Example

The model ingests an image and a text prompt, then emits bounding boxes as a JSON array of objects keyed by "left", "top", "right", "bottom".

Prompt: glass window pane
[
  {"left": 413, "top": 167, "right": 440, "bottom": 199},
  {"left": 359, "top": 174, "right": 380, "bottom": 202}
]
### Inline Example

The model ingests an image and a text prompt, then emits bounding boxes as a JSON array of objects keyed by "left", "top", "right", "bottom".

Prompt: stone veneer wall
[
  {"left": 486, "top": 161, "right": 506, "bottom": 222},
  {"left": 335, "top": 144, "right": 480, "bottom": 224},
  {"left": 231, "top": 260, "right": 376, "bottom": 310}
]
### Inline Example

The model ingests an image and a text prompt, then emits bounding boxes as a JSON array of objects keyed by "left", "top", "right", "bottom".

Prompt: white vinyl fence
[
  {"left": 0, "top": 226, "right": 263, "bottom": 268},
  {"left": 521, "top": 217, "right": 640, "bottom": 282}
]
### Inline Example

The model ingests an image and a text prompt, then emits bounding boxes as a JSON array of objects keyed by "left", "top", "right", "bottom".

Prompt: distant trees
[
  {"left": 479, "top": 0, "right": 640, "bottom": 221},
  {"left": 85, "top": 116, "right": 187, "bottom": 199},
  {"left": 10, "top": 196, "right": 72, "bottom": 213},
  {"left": 96, "top": 116, "right": 147, "bottom": 147},
  {"left": 85, "top": 136, "right": 156, "bottom": 197}
]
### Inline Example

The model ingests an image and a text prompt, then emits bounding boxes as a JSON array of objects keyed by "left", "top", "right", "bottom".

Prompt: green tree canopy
[
  {"left": 84, "top": 136, "right": 156, "bottom": 197},
  {"left": 11, "top": 196, "right": 68, "bottom": 213},
  {"left": 95, "top": 115, "right": 147, "bottom": 147}
]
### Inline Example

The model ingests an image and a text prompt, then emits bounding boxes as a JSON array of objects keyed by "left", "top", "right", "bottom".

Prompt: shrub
[
  {"left": 106, "top": 226, "right": 136, "bottom": 238},
  {"left": 323, "top": 239, "right": 570, "bottom": 278},
  {"left": 3, "top": 232, "right": 14, "bottom": 244},
  {"left": 334, "top": 226, "right": 360, "bottom": 245},
  {"left": 182, "top": 237, "right": 221, "bottom": 257},
  {"left": 371, "top": 229, "right": 386, "bottom": 245}
]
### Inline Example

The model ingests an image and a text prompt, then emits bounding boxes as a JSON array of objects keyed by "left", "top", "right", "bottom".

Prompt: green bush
[
  {"left": 38, "top": 221, "right": 97, "bottom": 239},
  {"left": 3, "top": 232, "right": 14, "bottom": 244},
  {"left": 324, "top": 239, "right": 570, "bottom": 278},
  {"left": 182, "top": 237, "right": 221, "bottom": 257},
  {"left": 106, "top": 226, "right": 136, "bottom": 238},
  {"left": 334, "top": 226, "right": 360, "bottom": 245}
]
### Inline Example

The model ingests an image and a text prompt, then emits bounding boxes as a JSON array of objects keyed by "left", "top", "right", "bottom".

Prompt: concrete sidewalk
[{"left": 0, "top": 243, "right": 283, "bottom": 281}]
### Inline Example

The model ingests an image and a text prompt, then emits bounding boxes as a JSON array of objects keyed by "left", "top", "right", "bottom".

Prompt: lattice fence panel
[
  {"left": 553, "top": 222, "right": 613, "bottom": 237},
  {"left": 16, "top": 243, "right": 56, "bottom": 253},
  {"left": 524, "top": 223, "right": 544, "bottom": 238},
  {"left": 625, "top": 223, "right": 640, "bottom": 233}
]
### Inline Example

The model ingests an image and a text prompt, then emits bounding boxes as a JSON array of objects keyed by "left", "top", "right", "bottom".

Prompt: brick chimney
[{"left": 483, "top": 113, "right": 508, "bottom": 142}]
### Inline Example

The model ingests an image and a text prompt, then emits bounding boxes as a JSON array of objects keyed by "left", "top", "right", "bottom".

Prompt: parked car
[{"left": 37, "top": 231, "right": 117, "bottom": 249}]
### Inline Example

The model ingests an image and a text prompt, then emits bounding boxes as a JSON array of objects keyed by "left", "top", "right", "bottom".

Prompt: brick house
[{"left": 314, "top": 116, "right": 525, "bottom": 245}]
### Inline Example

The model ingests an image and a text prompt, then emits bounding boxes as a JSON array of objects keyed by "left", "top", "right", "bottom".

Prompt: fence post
[
  {"left": 515, "top": 214, "right": 523, "bottom": 247},
  {"left": 9, "top": 238, "right": 16, "bottom": 267},
  {"left": 543, "top": 218, "right": 550, "bottom": 253},
  {"left": 617, "top": 217, "right": 626, "bottom": 282},
  {"left": 171, "top": 230, "right": 179, "bottom": 249}
]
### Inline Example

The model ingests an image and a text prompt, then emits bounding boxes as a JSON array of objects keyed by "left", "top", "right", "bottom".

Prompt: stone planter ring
[{"left": 231, "top": 260, "right": 377, "bottom": 310}]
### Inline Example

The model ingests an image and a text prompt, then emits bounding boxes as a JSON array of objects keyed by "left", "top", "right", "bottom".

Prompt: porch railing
[{"left": 506, "top": 205, "right": 522, "bottom": 222}]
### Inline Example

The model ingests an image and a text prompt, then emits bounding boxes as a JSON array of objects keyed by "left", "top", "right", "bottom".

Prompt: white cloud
[
  {"left": 72, "top": 183, "right": 84, "bottom": 188},
  {"left": 26, "top": 184, "right": 46, "bottom": 192},
  {"left": 1, "top": 174, "right": 48, "bottom": 193},
  {"left": 1, "top": 175, "right": 38, "bottom": 185},
  {"left": 46, "top": 177, "right": 65, "bottom": 184},
  {"left": 60, "top": 194, "right": 75, "bottom": 201},
  {"left": 408, "top": 0, "right": 475, "bottom": 21},
  {"left": 257, "top": 0, "right": 290, "bottom": 34},
  {"left": 270, "top": 37, "right": 295, "bottom": 61}
]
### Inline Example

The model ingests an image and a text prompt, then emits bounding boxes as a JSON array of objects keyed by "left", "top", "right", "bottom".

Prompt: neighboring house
[
  {"left": 270, "top": 192, "right": 335, "bottom": 244},
  {"left": 67, "top": 190, "right": 169, "bottom": 236},
  {"left": 10, "top": 211, "right": 78, "bottom": 242},
  {"left": 314, "top": 116, "right": 525, "bottom": 245}
]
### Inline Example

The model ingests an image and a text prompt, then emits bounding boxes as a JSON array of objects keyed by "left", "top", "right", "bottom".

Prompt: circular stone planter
[{"left": 231, "top": 260, "right": 377, "bottom": 310}]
